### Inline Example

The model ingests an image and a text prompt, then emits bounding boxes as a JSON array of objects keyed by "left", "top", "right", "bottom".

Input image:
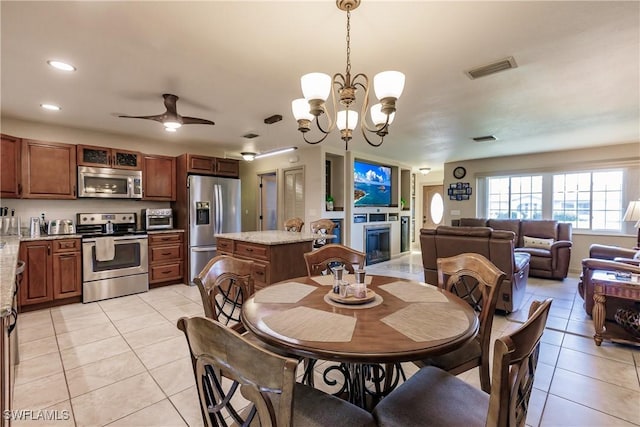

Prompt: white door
[
  {"left": 259, "top": 172, "right": 277, "bottom": 231},
  {"left": 422, "top": 185, "right": 445, "bottom": 229},
  {"left": 284, "top": 167, "right": 305, "bottom": 223}
]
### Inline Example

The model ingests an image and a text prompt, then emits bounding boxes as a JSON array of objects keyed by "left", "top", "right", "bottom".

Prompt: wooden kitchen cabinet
[
  {"left": 77, "top": 144, "right": 142, "bottom": 170},
  {"left": 179, "top": 154, "right": 239, "bottom": 178},
  {"left": 143, "top": 154, "right": 176, "bottom": 201},
  {"left": 148, "top": 232, "right": 184, "bottom": 285},
  {"left": 52, "top": 239, "right": 82, "bottom": 299},
  {"left": 21, "top": 139, "right": 77, "bottom": 199},
  {"left": 215, "top": 237, "right": 310, "bottom": 290},
  {"left": 1, "top": 134, "right": 21, "bottom": 198},
  {"left": 20, "top": 238, "right": 81, "bottom": 306}
]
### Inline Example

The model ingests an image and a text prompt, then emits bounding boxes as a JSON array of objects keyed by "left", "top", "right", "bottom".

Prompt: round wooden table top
[{"left": 241, "top": 275, "right": 479, "bottom": 363}]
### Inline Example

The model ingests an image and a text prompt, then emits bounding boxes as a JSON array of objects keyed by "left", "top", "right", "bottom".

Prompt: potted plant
[
  {"left": 400, "top": 197, "right": 406, "bottom": 209},
  {"left": 326, "top": 195, "right": 334, "bottom": 211}
]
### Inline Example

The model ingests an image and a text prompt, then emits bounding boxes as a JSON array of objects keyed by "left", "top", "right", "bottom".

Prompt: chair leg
[
  {"left": 301, "top": 358, "right": 317, "bottom": 387},
  {"left": 479, "top": 357, "right": 491, "bottom": 393}
]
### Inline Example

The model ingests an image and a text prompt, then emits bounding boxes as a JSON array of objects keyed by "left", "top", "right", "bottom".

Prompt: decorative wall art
[{"left": 448, "top": 182, "right": 472, "bottom": 200}]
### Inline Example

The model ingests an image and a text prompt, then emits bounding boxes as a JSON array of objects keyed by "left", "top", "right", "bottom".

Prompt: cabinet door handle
[
  {"left": 161, "top": 252, "right": 171, "bottom": 256},
  {"left": 73, "top": 185, "right": 76, "bottom": 197},
  {"left": 245, "top": 248, "right": 253, "bottom": 252},
  {"left": 18, "top": 183, "right": 22, "bottom": 195},
  {"left": 47, "top": 245, "right": 51, "bottom": 255}
]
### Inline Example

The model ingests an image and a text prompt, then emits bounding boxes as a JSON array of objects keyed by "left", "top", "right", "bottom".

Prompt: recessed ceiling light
[
  {"left": 40, "top": 103, "right": 61, "bottom": 111},
  {"left": 47, "top": 60, "right": 76, "bottom": 72}
]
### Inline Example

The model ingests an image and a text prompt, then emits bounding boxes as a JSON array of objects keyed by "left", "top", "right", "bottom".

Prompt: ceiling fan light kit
[
  {"left": 119, "top": 93, "right": 215, "bottom": 131},
  {"left": 241, "top": 152, "right": 256, "bottom": 161},
  {"left": 291, "top": 0, "right": 405, "bottom": 150}
]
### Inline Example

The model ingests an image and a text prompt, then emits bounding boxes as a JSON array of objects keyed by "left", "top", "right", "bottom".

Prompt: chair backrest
[
  {"left": 284, "top": 217, "right": 305, "bottom": 232},
  {"left": 304, "top": 244, "right": 365, "bottom": 276},
  {"left": 310, "top": 219, "right": 337, "bottom": 247},
  {"left": 177, "top": 316, "right": 298, "bottom": 427},
  {"left": 437, "top": 253, "right": 506, "bottom": 363},
  {"left": 193, "top": 255, "right": 254, "bottom": 333},
  {"left": 486, "top": 298, "right": 553, "bottom": 427}
]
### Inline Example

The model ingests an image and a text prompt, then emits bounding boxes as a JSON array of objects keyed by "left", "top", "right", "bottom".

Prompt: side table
[{"left": 592, "top": 270, "right": 640, "bottom": 346}]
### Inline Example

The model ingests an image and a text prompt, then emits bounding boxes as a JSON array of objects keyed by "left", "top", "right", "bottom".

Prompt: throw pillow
[{"left": 523, "top": 236, "right": 554, "bottom": 249}]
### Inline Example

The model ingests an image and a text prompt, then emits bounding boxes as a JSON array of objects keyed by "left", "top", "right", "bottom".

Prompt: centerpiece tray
[{"left": 327, "top": 289, "right": 376, "bottom": 305}]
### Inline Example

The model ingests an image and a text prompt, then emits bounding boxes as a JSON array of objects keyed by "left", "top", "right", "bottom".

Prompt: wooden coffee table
[{"left": 591, "top": 270, "right": 640, "bottom": 346}]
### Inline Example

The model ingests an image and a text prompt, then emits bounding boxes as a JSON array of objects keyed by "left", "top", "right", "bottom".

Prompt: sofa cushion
[
  {"left": 487, "top": 219, "right": 522, "bottom": 244},
  {"left": 523, "top": 236, "right": 555, "bottom": 249},
  {"left": 520, "top": 220, "right": 558, "bottom": 240},
  {"left": 459, "top": 218, "right": 488, "bottom": 227}
]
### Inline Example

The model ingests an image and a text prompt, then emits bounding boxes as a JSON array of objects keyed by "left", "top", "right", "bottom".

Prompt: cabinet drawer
[
  {"left": 150, "top": 245, "right": 183, "bottom": 263},
  {"left": 52, "top": 239, "right": 80, "bottom": 253},
  {"left": 251, "top": 262, "right": 270, "bottom": 288},
  {"left": 216, "top": 238, "right": 233, "bottom": 253},
  {"left": 236, "top": 242, "right": 268, "bottom": 260},
  {"left": 150, "top": 262, "right": 184, "bottom": 283},
  {"left": 149, "top": 233, "right": 183, "bottom": 245}
]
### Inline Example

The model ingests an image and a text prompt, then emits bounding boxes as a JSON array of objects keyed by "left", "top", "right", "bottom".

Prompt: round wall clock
[{"left": 453, "top": 166, "right": 466, "bottom": 179}]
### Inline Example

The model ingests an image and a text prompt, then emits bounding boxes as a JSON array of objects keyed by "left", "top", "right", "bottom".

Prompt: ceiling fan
[{"left": 119, "top": 93, "right": 214, "bottom": 131}]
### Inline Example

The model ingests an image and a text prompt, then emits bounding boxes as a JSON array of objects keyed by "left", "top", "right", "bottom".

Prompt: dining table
[{"left": 241, "top": 273, "right": 479, "bottom": 409}]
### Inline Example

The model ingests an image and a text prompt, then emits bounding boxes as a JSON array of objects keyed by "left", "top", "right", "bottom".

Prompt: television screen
[{"left": 354, "top": 160, "right": 392, "bottom": 207}]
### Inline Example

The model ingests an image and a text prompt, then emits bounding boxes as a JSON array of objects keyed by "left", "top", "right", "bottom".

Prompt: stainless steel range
[{"left": 77, "top": 212, "right": 148, "bottom": 303}]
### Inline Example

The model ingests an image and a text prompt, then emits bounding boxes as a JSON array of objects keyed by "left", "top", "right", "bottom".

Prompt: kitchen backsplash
[{"left": 3, "top": 199, "right": 170, "bottom": 231}]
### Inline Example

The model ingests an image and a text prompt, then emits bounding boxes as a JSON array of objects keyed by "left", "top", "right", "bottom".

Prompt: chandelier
[{"left": 291, "top": 0, "right": 405, "bottom": 150}]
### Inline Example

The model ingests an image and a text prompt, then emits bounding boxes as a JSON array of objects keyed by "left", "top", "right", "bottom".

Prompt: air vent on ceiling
[
  {"left": 465, "top": 56, "right": 517, "bottom": 79},
  {"left": 242, "top": 132, "right": 260, "bottom": 139},
  {"left": 472, "top": 135, "right": 497, "bottom": 142}
]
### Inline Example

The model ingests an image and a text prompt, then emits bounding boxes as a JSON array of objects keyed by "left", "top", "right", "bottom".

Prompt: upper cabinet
[
  {"left": 181, "top": 154, "right": 239, "bottom": 178},
  {"left": 22, "top": 139, "right": 77, "bottom": 199},
  {"left": 143, "top": 154, "right": 176, "bottom": 201},
  {"left": 1, "top": 134, "right": 21, "bottom": 198},
  {"left": 77, "top": 144, "right": 142, "bottom": 170}
]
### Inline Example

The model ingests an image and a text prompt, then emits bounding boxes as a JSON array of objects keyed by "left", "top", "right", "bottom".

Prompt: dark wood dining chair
[
  {"left": 284, "top": 217, "right": 305, "bottom": 232},
  {"left": 304, "top": 243, "right": 365, "bottom": 276},
  {"left": 193, "top": 255, "right": 254, "bottom": 334},
  {"left": 373, "top": 298, "right": 553, "bottom": 427},
  {"left": 310, "top": 218, "right": 337, "bottom": 248},
  {"left": 413, "top": 252, "right": 505, "bottom": 393},
  {"left": 177, "top": 316, "right": 376, "bottom": 427}
]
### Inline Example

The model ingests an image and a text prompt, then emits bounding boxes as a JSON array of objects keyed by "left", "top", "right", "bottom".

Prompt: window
[
  {"left": 487, "top": 175, "right": 542, "bottom": 219},
  {"left": 553, "top": 171, "right": 623, "bottom": 230},
  {"left": 484, "top": 169, "right": 626, "bottom": 232}
]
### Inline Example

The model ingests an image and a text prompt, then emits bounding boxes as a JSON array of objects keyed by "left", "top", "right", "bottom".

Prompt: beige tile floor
[{"left": 12, "top": 251, "right": 640, "bottom": 426}]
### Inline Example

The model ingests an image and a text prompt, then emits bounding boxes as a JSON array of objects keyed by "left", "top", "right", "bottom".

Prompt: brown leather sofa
[
  {"left": 579, "top": 244, "right": 640, "bottom": 316},
  {"left": 457, "top": 218, "right": 572, "bottom": 279},
  {"left": 420, "top": 226, "right": 530, "bottom": 312}
]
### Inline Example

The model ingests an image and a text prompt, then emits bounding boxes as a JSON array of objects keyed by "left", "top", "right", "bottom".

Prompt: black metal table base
[{"left": 301, "top": 359, "right": 406, "bottom": 410}]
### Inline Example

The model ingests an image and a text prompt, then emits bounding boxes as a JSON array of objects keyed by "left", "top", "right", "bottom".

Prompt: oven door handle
[{"left": 83, "top": 235, "right": 148, "bottom": 243}]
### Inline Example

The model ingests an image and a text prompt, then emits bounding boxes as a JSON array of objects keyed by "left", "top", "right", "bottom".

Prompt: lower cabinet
[
  {"left": 216, "top": 238, "right": 311, "bottom": 290},
  {"left": 149, "top": 232, "right": 184, "bottom": 285},
  {"left": 20, "top": 239, "right": 81, "bottom": 307}
]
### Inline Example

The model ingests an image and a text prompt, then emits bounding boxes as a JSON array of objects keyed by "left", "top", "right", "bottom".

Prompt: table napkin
[
  {"left": 378, "top": 281, "right": 447, "bottom": 303},
  {"left": 263, "top": 306, "right": 356, "bottom": 342},
  {"left": 253, "top": 282, "right": 316, "bottom": 304},
  {"left": 381, "top": 303, "right": 470, "bottom": 342}
]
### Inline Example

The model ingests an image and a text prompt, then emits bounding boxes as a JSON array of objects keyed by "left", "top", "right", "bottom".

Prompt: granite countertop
[
  {"left": 215, "top": 230, "right": 335, "bottom": 245},
  {"left": 147, "top": 229, "right": 185, "bottom": 234},
  {"left": 20, "top": 233, "right": 83, "bottom": 242},
  {"left": 0, "top": 236, "right": 20, "bottom": 317}
]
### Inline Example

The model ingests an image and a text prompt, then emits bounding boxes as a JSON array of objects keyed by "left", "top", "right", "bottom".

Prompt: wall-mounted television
[{"left": 354, "top": 159, "right": 392, "bottom": 207}]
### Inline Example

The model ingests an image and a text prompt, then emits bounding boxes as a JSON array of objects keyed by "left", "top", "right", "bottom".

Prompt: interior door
[
  {"left": 259, "top": 173, "right": 277, "bottom": 231},
  {"left": 422, "top": 185, "right": 445, "bottom": 229},
  {"left": 284, "top": 167, "right": 305, "bottom": 224}
]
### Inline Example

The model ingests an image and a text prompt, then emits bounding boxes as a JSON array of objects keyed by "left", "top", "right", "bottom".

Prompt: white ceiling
[{"left": 2, "top": 1, "right": 638, "bottom": 169}]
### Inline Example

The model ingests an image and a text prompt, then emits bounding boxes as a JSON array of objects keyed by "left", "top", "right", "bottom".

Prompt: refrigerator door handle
[
  {"left": 191, "top": 246, "right": 217, "bottom": 252},
  {"left": 215, "top": 184, "right": 223, "bottom": 234}
]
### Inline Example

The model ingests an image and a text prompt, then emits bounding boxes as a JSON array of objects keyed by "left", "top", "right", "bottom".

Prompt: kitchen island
[{"left": 215, "top": 230, "right": 333, "bottom": 289}]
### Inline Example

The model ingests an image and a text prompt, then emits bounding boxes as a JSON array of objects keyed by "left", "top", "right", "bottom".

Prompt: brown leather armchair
[{"left": 579, "top": 244, "right": 640, "bottom": 316}]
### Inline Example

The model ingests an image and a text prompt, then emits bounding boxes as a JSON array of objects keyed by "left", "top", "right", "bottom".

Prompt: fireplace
[{"left": 365, "top": 225, "right": 391, "bottom": 265}]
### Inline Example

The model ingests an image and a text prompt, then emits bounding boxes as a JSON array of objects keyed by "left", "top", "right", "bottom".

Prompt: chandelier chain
[{"left": 346, "top": 8, "right": 351, "bottom": 78}]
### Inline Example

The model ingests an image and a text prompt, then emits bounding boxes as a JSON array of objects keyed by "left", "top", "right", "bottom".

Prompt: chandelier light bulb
[
  {"left": 373, "top": 71, "right": 406, "bottom": 100},
  {"left": 301, "top": 73, "right": 332, "bottom": 102},
  {"left": 370, "top": 103, "right": 395, "bottom": 126},
  {"left": 291, "top": 98, "right": 313, "bottom": 121},
  {"left": 336, "top": 110, "right": 358, "bottom": 131}
]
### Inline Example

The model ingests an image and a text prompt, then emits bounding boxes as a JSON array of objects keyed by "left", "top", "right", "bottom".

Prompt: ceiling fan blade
[
  {"left": 118, "top": 114, "right": 165, "bottom": 123},
  {"left": 162, "top": 94, "right": 179, "bottom": 115},
  {"left": 182, "top": 116, "right": 215, "bottom": 126}
]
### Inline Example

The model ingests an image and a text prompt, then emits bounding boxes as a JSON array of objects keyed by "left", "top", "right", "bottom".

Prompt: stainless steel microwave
[{"left": 78, "top": 166, "right": 143, "bottom": 199}]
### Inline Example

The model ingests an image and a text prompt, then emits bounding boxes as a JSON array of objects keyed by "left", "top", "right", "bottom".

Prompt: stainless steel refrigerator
[{"left": 188, "top": 175, "right": 241, "bottom": 284}]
